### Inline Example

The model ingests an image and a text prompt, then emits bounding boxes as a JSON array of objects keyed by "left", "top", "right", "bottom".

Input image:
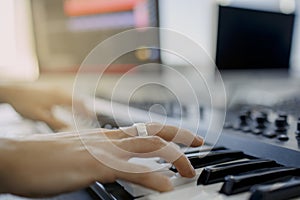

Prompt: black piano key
[
  {"left": 184, "top": 146, "right": 227, "bottom": 155},
  {"left": 170, "top": 150, "right": 246, "bottom": 172},
  {"left": 89, "top": 181, "right": 134, "bottom": 200},
  {"left": 188, "top": 150, "right": 246, "bottom": 169},
  {"left": 89, "top": 182, "right": 117, "bottom": 200},
  {"left": 102, "top": 182, "right": 134, "bottom": 200},
  {"left": 197, "top": 159, "right": 279, "bottom": 185},
  {"left": 220, "top": 167, "right": 300, "bottom": 195},
  {"left": 250, "top": 177, "right": 300, "bottom": 200}
]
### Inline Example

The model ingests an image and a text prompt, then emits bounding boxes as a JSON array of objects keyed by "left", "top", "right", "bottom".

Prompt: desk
[{"left": 36, "top": 71, "right": 300, "bottom": 108}]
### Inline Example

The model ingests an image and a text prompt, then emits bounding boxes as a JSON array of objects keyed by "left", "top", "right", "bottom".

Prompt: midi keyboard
[{"left": 89, "top": 101, "right": 300, "bottom": 200}]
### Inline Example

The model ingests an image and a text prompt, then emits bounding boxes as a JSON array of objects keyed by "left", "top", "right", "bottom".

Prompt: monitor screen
[
  {"left": 215, "top": 5, "right": 295, "bottom": 70},
  {"left": 31, "top": 0, "right": 160, "bottom": 73}
]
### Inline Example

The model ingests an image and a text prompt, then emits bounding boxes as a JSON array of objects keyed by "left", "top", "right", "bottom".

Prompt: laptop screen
[{"left": 215, "top": 5, "right": 295, "bottom": 70}]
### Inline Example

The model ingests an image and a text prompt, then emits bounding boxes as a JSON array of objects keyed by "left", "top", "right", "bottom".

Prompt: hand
[
  {"left": 0, "top": 85, "right": 83, "bottom": 131},
  {"left": 0, "top": 123, "right": 203, "bottom": 197}
]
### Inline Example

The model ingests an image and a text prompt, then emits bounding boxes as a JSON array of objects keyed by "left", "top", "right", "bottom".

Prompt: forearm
[{"left": 0, "top": 138, "right": 16, "bottom": 194}]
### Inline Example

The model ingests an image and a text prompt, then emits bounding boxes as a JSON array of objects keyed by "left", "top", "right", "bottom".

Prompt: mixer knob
[
  {"left": 278, "top": 112, "right": 288, "bottom": 125},
  {"left": 255, "top": 116, "right": 266, "bottom": 129},
  {"left": 232, "top": 114, "right": 248, "bottom": 130},
  {"left": 239, "top": 114, "right": 248, "bottom": 125},
  {"left": 275, "top": 117, "right": 287, "bottom": 133},
  {"left": 278, "top": 111, "right": 287, "bottom": 117},
  {"left": 277, "top": 134, "right": 289, "bottom": 141},
  {"left": 260, "top": 111, "right": 269, "bottom": 121},
  {"left": 256, "top": 116, "right": 265, "bottom": 123},
  {"left": 295, "top": 120, "right": 300, "bottom": 136},
  {"left": 275, "top": 117, "right": 286, "bottom": 127}
]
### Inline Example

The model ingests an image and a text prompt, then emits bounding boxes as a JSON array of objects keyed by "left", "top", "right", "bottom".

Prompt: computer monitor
[
  {"left": 31, "top": 0, "right": 160, "bottom": 73},
  {"left": 215, "top": 5, "right": 295, "bottom": 70}
]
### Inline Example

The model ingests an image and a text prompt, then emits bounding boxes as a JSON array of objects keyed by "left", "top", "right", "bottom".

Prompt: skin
[
  {"left": 0, "top": 123, "right": 203, "bottom": 197},
  {"left": 0, "top": 85, "right": 79, "bottom": 131},
  {"left": 0, "top": 85, "right": 204, "bottom": 197}
]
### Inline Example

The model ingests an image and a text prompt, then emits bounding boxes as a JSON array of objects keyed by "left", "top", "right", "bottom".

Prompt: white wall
[
  {"left": 159, "top": 0, "right": 300, "bottom": 73},
  {"left": 291, "top": 1, "right": 300, "bottom": 73},
  {"left": 159, "top": 0, "right": 218, "bottom": 67},
  {"left": 0, "top": 0, "right": 38, "bottom": 82},
  {"left": 0, "top": 1, "right": 17, "bottom": 68}
]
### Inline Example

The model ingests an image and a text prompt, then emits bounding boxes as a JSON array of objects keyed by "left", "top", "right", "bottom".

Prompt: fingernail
[
  {"left": 193, "top": 136, "right": 203, "bottom": 146},
  {"left": 191, "top": 168, "right": 196, "bottom": 176},
  {"left": 198, "top": 136, "right": 204, "bottom": 142},
  {"left": 188, "top": 160, "right": 196, "bottom": 177}
]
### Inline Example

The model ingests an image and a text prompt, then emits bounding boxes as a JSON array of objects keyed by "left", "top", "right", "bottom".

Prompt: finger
[
  {"left": 22, "top": 129, "right": 111, "bottom": 142},
  {"left": 31, "top": 129, "right": 123, "bottom": 142},
  {"left": 114, "top": 161, "right": 173, "bottom": 192},
  {"left": 72, "top": 99, "right": 92, "bottom": 116},
  {"left": 118, "top": 123, "right": 203, "bottom": 147},
  {"left": 147, "top": 123, "right": 203, "bottom": 147},
  {"left": 57, "top": 95, "right": 93, "bottom": 122},
  {"left": 35, "top": 109, "right": 68, "bottom": 131},
  {"left": 117, "top": 136, "right": 196, "bottom": 178},
  {"left": 54, "top": 90, "right": 73, "bottom": 106}
]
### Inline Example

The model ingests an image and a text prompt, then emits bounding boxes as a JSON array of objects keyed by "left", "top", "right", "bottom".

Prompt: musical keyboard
[
  {"left": 90, "top": 144, "right": 300, "bottom": 200},
  {"left": 88, "top": 100, "right": 300, "bottom": 200},
  {"left": 1, "top": 98, "right": 300, "bottom": 200}
]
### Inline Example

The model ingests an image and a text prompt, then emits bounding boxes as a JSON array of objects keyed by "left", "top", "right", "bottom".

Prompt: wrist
[{"left": 0, "top": 85, "right": 20, "bottom": 104}]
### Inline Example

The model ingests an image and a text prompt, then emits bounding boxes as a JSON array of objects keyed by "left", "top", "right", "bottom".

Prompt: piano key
[
  {"left": 120, "top": 157, "right": 250, "bottom": 197},
  {"left": 117, "top": 157, "right": 190, "bottom": 197},
  {"left": 188, "top": 150, "right": 246, "bottom": 168},
  {"left": 220, "top": 167, "right": 300, "bottom": 195},
  {"left": 198, "top": 159, "right": 279, "bottom": 185},
  {"left": 101, "top": 182, "right": 135, "bottom": 200},
  {"left": 170, "top": 150, "right": 246, "bottom": 173},
  {"left": 89, "top": 182, "right": 118, "bottom": 200},
  {"left": 183, "top": 146, "right": 227, "bottom": 155},
  {"left": 129, "top": 157, "right": 173, "bottom": 172},
  {"left": 136, "top": 183, "right": 251, "bottom": 200},
  {"left": 119, "top": 158, "right": 255, "bottom": 198},
  {"left": 117, "top": 172, "right": 199, "bottom": 198},
  {"left": 249, "top": 177, "right": 300, "bottom": 200},
  {"left": 169, "top": 173, "right": 198, "bottom": 187},
  {"left": 117, "top": 180, "right": 158, "bottom": 198}
]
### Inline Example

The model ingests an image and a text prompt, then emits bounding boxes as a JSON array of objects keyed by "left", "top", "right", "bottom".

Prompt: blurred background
[
  {"left": 0, "top": 0, "right": 300, "bottom": 105},
  {"left": 1, "top": 1, "right": 300, "bottom": 199}
]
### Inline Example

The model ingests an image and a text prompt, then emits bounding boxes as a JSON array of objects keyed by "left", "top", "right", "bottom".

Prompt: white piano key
[
  {"left": 117, "top": 166, "right": 203, "bottom": 197},
  {"left": 128, "top": 157, "right": 173, "bottom": 172},
  {"left": 136, "top": 183, "right": 251, "bottom": 200},
  {"left": 117, "top": 179, "right": 159, "bottom": 197},
  {"left": 118, "top": 155, "right": 250, "bottom": 197}
]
